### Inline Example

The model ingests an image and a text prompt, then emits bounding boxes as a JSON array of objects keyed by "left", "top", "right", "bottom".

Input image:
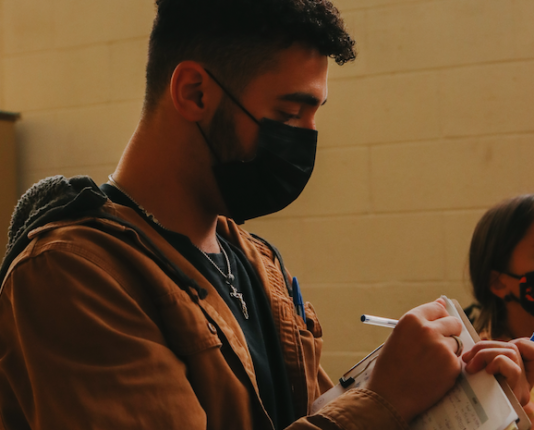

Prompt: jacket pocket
[{"left": 303, "top": 302, "right": 323, "bottom": 338}]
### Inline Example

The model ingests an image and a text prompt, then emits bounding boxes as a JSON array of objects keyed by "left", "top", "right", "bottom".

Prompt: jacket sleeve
[
  {"left": 0, "top": 243, "right": 209, "bottom": 430},
  {"left": 286, "top": 389, "right": 409, "bottom": 430}
]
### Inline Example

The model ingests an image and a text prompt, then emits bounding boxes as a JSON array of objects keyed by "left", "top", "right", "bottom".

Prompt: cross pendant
[{"left": 229, "top": 284, "right": 249, "bottom": 319}]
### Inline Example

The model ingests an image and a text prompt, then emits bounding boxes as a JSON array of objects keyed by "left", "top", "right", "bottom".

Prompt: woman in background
[
  {"left": 467, "top": 194, "right": 534, "bottom": 427},
  {"left": 468, "top": 194, "right": 534, "bottom": 340}
]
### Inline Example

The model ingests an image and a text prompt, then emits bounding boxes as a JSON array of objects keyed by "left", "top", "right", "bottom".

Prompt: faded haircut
[{"left": 144, "top": 0, "right": 356, "bottom": 111}]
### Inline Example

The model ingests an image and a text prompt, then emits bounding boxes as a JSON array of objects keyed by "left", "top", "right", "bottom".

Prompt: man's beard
[{"left": 207, "top": 95, "right": 245, "bottom": 163}]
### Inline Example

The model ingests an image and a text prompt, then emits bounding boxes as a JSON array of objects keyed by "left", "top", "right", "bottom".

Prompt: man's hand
[
  {"left": 463, "top": 339, "right": 534, "bottom": 406},
  {"left": 512, "top": 338, "right": 534, "bottom": 389},
  {"left": 366, "top": 298, "right": 463, "bottom": 423}
]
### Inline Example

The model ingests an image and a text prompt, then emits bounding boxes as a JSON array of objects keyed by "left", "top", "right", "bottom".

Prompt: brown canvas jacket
[{"left": 0, "top": 176, "right": 407, "bottom": 430}]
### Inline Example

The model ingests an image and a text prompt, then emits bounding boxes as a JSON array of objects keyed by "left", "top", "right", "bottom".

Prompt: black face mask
[
  {"left": 199, "top": 70, "right": 318, "bottom": 224},
  {"left": 503, "top": 271, "right": 534, "bottom": 316}
]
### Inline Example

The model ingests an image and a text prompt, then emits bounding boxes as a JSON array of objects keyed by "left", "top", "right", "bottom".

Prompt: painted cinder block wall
[{"left": 1, "top": 0, "right": 534, "bottom": 380}]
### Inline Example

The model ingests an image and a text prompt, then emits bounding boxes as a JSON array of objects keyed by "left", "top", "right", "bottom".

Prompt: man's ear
[
  {"left": 169, "top": 62, "right": 219, "bottom": 122},
  {"left": 489, "top": 270, "right": 510, "bottom": 299}
]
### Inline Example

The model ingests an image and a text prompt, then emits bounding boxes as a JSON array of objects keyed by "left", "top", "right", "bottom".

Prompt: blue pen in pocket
[{"left": 292, "top": 277, "right": 306, "bottom": 324}]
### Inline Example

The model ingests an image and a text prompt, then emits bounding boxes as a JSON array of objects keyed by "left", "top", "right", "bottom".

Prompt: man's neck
[{"left": 112, "top": 110, "right": 224, "bottom": 253}]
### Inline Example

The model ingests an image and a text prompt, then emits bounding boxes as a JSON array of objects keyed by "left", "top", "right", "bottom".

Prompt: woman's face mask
[{"left": 503, "top": 271, "right": 534, "bottom": 316}]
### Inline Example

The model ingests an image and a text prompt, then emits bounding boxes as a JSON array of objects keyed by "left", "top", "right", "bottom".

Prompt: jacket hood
[
  {"left": 2, "top": 175, "right": 108, "bottom": 279},
  {"left": 1, "top": 175, "right": 207, "bottom": 301},
  {"left": 7, "top": 176, "right": 108, "bottom": 254}
]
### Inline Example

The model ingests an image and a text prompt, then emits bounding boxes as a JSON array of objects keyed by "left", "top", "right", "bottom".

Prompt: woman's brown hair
[{"left": 469, "top": 194, "right": 534, "bottom": 338}]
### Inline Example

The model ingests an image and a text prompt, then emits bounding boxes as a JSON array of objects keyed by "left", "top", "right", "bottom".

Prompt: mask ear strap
[
  {"left": 204, "top": 69, "right": 260, "bottom": 126},
  {"left": 196, "top": 122, "right": 222, "bottom": 164}
]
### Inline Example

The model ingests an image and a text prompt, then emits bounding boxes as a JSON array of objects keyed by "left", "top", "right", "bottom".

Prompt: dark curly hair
[{"left": 144, "top": 0, "right": 356, "bottom": 111}]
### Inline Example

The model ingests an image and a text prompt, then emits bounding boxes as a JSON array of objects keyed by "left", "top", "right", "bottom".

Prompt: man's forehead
[{"left": 249, "top": 47, "right": 329, "bottom": 101}]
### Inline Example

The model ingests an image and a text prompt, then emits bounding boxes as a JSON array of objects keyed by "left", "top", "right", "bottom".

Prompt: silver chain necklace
[
  {"left": 196, "top": 238, "right": 249, "bottom": 320},
  {"left": 108, "top": 175, "right": 249, "bottom": 319}
]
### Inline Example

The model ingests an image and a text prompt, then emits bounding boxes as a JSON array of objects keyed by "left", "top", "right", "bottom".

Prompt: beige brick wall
[
  {"left": 0, "top": 0, "right": 153, "bottom": 190},
  {"left": 1, "top": 0, "right": 534, "bottom": 381},
  {"left": 248, "top": 0, "right": 534, "bottom": 379}
]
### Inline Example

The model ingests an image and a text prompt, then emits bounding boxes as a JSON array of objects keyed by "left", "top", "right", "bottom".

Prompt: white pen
[{"left": 360, "top": 314, "right": 398, "bottom": 328}]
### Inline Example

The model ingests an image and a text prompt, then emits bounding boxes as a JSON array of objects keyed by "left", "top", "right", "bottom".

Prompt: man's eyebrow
[{"left": 279, "top": 92, "right": 327, "bottom": 106}]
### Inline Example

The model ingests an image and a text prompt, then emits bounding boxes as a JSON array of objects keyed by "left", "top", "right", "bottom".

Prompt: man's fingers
[
  {"left": 463, "top": 342, "right": 533, "bottom": 406},
  {"left": 430, "top": 316, "right": 463, "bottom": 338},
  {"left": 398, "top": 300, "right": 463, "bottom": 359},
  {"left": 485, "top": 355, "right": 530, "bottom": 406},
  {"left": 511, "top": 338, "right": 534, "bottom": 361},
  {"left": 464, "top": 347, "right": 522, "bottom": 373},
  {"left": 510, "top": 338, "right": 534, "bottom": 388},
  {"left": 463, "top": 341, "right": 520, "bottom": 363},
  {"left": 409, "top": 299, "right": 449, "bottom": 322}
]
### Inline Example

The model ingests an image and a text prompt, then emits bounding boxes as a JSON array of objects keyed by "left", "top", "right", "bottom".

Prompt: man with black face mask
[
  {"left": 199, "top": 69, "right": 319, "bottom": 224},
  {"left": 1, "top": 1, "right": 534, "bottom": 429}
]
